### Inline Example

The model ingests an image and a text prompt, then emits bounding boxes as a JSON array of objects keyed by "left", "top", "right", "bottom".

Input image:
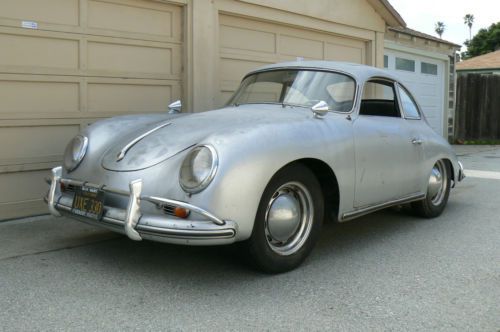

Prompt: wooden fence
[{"left": 455, "top": 73, "right": 500, "bottom": 141}]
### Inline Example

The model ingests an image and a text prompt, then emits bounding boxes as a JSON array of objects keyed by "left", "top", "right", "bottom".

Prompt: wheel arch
[
  {"left": 443, "top": 158, "right": 455, "bottom": 182},
  {"left": 281, "top": 158, "right": 340, "bottom": 223}
]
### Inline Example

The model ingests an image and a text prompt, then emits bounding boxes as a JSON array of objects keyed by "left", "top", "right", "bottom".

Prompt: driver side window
[{"left": 360, "top": 80, "right": 400, "bottom": 117}]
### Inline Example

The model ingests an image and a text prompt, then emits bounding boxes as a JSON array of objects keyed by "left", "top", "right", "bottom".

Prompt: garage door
[
  {"left": 384, "top": 50, "right": 445, "bottom": 136},
  {"left": 0, "top": 0, "right": 183, "bottom": 220},
  {"left": 217, "top": 14, "right": 368, "bottom": 106}
]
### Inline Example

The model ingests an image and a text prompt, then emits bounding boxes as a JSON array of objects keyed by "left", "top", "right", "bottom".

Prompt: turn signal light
[{"left": 174, "top": 207, "right": 190, "bottom": 219}]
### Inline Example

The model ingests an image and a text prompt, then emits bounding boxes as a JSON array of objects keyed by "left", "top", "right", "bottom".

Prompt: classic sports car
[{"left": 46, "top": 61, "right": 465, "bottom": 272}]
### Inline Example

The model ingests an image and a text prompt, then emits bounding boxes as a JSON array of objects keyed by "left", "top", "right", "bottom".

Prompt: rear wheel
[
  {"left": 246, "top": 164, "right": 324, "bottom": 273},
  {"left": 412, "top": 159, "right": 451, "bottom": 218}
]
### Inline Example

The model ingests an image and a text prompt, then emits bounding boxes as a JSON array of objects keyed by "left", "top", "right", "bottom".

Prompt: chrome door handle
[{"left": 411, "top": 138, "right": 423, "bottom": 145}]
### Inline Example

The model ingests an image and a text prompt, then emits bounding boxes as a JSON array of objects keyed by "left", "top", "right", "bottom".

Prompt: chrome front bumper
[{"left": 46, "top": 166, "right": 237, "bottom": 245}]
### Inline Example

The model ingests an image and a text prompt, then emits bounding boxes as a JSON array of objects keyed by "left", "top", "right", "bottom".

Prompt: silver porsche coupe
[{"left": 46, "top": 61, "right": 465, "bottom": 272}]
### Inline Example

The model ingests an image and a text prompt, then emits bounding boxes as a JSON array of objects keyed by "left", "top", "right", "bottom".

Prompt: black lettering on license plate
[{"left": 71, "top": 186, "right": 105, "bottom": 220}]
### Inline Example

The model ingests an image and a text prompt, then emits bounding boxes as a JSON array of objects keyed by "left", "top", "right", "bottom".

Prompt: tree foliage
[
  {"left": 464, "top": 14, "right": 474, "bottom": 40},
  {"left": 462, "top": 22, "right": 500, "bottom": 59},
  {"left": 435, "top": 21, "right": 445, "bottom": 38}
]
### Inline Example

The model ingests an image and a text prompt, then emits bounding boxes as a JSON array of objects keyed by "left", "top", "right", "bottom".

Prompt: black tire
[
  {"left": 245, "top": 163, "right": 324, "bottom": 273},
  {"left": 412, "top": 160, "right": 451, "bottom": 218}
]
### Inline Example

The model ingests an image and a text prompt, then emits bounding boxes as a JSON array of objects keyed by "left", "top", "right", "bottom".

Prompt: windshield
[{"left": 227, "top": 69, "right": 356, "bottom": 112}]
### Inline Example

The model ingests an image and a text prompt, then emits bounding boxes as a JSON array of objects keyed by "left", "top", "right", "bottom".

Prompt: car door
[
  {"left": 396, "top": 83, "right": 426, "bottom": 190},
  {"left": 352, "top": 78, "right": 422, "bottom": 208}
]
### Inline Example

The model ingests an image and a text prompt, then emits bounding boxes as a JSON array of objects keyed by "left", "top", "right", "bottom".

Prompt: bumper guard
[
  {"left": 46, "top": 166, "right": 236, "bottom": 245},
  {"left": 457, "top": 161, "right": 466, "bottom": 182}
]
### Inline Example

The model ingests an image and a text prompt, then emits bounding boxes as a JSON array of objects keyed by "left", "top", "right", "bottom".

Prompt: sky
[{"left": 388, "top": 0, "right": 500, "bottom": 51}]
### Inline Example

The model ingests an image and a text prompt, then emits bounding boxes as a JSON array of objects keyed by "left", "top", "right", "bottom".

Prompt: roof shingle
[{"left": 456, "top": 50, "right": 500, "bottom": 71}]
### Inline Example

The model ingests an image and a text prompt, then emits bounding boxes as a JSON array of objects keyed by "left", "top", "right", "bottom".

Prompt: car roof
[{"left": 247, "top": 60, "right": 399, "bottom": 83}]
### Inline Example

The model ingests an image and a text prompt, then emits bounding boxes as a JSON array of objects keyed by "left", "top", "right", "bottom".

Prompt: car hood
[{"left": 101, "top": 104, "right": 312, "bottom": 171}]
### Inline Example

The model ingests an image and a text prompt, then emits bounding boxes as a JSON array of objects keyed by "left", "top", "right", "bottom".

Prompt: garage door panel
[
  {"left": 280, "top": 35, "right": 323, "bottom": 59},
  {"left": 220, "top": 58, "right": 271, "bottom": 83},
  {"left": 218, "top": 14, "right": 368, "bottom": 107},
  {"left": 325, "top": 43, "right": 364, "bottom": 63},
  {"left": 0, "top": 0, "right": 79, "bottom": 26},
  {"left": 87, "top": 42, "right": 175, "bottom": 76},
  {"left": 418, "top": 83, "right": 438, "bottom": 96},
  {"left": 220, "top": 25, "right": 276, "bottom": 54},
  {"left": 0, "top": 80, "right": 79, "bottom": 113},
  {"left": 0, "top": 0, "right": 184, "bottom": 219},
  {"left": 419, "top": 98, "right": 439, "bottom": 107},
  {"left": 88, "top": 83, "right": 174, "bottom": 113},
  {"left": 218, "top": 57, "right": 273, "bottom": 106},
  {"left": 0, "top": 125, "right": 79, "bottom": 162},
  {"left": 0, "top": 34, "right": 79, "bottom": 70},
  {"left": 0, "top": 170, "right": 50, "bottom": 203},
  {"left": 217, "top": 92, "right": 234, "bottom": 107},
  {"left": 88, "top": 0, "right": 180, "bottom": 39},
  {"left": 278, "top": 55, "right": 322, "bottom": 62}
]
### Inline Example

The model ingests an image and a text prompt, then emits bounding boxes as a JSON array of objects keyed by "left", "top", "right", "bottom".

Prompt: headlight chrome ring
[
  {"left": 64, "top": 135, "right": 89, "bottom": 172},
  {"left": 179, "top": 145, "right": 218, "bottom": 194}
]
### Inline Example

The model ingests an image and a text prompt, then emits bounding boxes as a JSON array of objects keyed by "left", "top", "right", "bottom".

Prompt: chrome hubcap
[
  {"left": 428, "top": 160, "right": 447, "bottom": 206},
  {"left": 264, "top": 182, "right": 314, "bottom": 256}
]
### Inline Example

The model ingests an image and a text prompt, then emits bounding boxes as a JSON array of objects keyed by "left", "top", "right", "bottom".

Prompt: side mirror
[
  {"left": 168, "top": 100, "right": 182, "bottom": 114},
  {"left": 311, "top": 101, "right": 329, "bottom": 118}
]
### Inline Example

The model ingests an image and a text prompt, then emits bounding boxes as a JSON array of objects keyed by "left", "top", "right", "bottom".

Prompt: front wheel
[
  {"left": 245, "top": 164, "right": 324, "bottom": 273},
  {"left": 412, "top": 159, "right": 451, "bottom": 218}
]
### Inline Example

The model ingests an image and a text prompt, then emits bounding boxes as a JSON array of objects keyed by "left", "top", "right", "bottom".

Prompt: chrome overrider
[
  {"left": 45, "top": 166, "right": 237, "bottom": 245},
  {"left": 457, "top": 161, "right": 466, "bottom": 182}
]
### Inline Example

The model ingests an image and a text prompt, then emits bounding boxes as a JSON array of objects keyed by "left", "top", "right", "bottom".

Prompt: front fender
[{"left": 187, "top": 115, "right": 355, "bottom": 241}]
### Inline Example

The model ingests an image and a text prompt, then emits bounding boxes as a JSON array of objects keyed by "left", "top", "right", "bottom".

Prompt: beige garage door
[
  {"left": 0, "top": 0, "right": 183, "bottom": 220},
  {"left": 217, "top": 14, "right": 367, "bottom": 106}
]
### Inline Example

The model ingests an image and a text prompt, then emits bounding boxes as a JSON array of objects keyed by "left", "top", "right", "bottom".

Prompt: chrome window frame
[
  {"left": 358, "top": 76, "right": 404, "bottom": 119},
  {"left": 395, "top": 82, "right": 422, "bottom": 120}
]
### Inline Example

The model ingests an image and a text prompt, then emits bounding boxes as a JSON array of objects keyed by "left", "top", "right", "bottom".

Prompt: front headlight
[
  {"left": 179, "top": 145, "right": 218, "bottom": 193},
  {"left": 63, "top": 135, "right": 88, "bottom": 172}
]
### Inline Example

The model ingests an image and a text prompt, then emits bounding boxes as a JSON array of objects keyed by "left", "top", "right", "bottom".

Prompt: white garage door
[
  {"left": 0, "top": 0, "right": 183, "bottom": 220},
  {"left": 384, "top": 50, "right": 445, "bottom": 136},
  {"left": 218, "top": 14, "right": 368, "bottom": 107}
]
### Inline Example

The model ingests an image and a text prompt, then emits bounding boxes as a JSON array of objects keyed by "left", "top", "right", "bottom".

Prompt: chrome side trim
[
  {"left": 138, "top": 225, "right": 235, "bottom": 239},
  {"left": 54, "top": 199, "right": 236, "bottom": 241},
  {"left": 47, "top": 166, "right": 62, "bottom": 217},
  {"left": 116, "top": 121, "right": 171, "bottom": 161},
  {"left": 341, "top": 193, "right": 426, "bottom": 221},
  {"left": 124, "top": 179, "right": 143, "bottom": 241},
  {"left": 144, "top": 196, "right": 226, "bottom": 226}
]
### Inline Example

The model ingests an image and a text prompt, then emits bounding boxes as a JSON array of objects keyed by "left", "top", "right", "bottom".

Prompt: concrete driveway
[{"left": 0, "top": 146, "right": 499, "bottom": 331}]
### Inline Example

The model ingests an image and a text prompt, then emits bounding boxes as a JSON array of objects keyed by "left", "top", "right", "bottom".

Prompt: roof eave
[
  {"left": 367, "top": 0, "right": 406, "bottom": 27},
  {"left": 388, "top": 27, "right": 462, "bottom": 48}
]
